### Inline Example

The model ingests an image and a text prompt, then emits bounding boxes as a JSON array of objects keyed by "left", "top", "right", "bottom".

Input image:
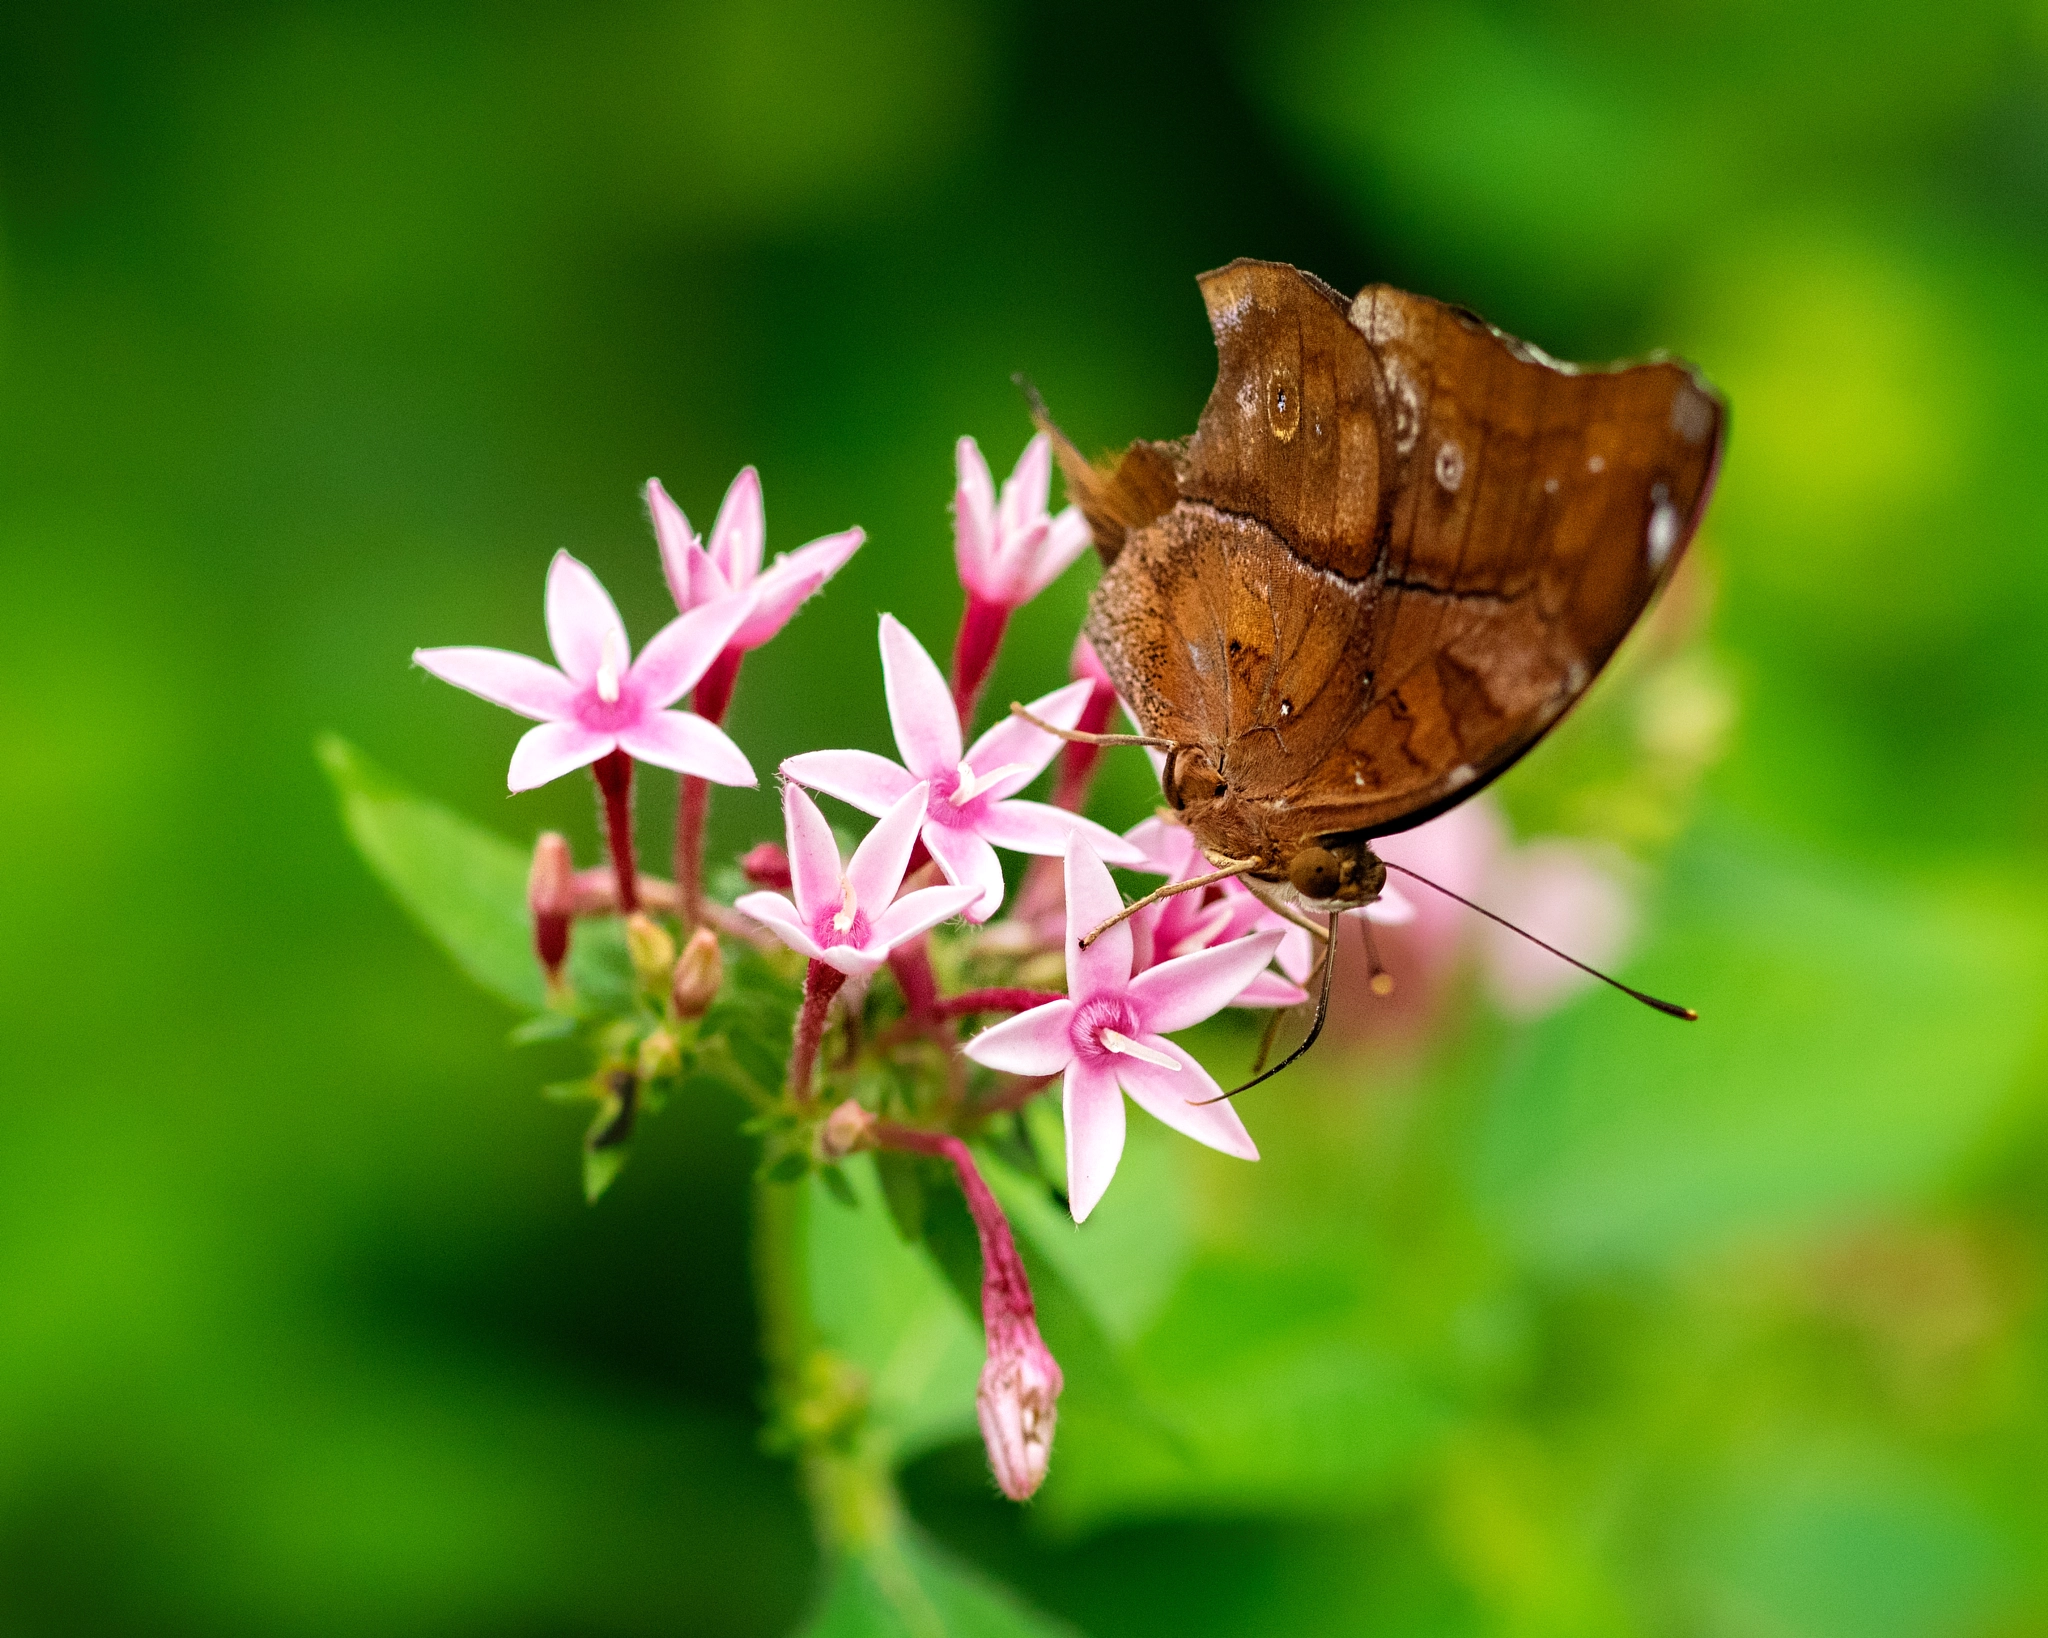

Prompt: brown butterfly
[{"left": 1026, "top": 259, "right": 1723, "bottom": 1070}]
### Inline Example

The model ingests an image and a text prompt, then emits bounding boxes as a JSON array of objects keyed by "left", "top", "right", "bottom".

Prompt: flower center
[
  {"left": 1070, "top": 995, "right": 1145, "bottom": 1062},
  {"left": 831, "top": 877, "right": 858, "bottom": 935},
  {"left": 812, "top": 881, "right": 871, "bottom": 951}
]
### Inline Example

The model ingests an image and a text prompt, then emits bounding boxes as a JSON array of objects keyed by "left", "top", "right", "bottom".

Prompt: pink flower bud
[
  {"left": 528, "top": 832, "right": 575, "bottom": 979},
  {"left": 877, "top": 1125, "right": 1064, "bottom": 1500},
  {"left": 740, "top": 841, "right": 793, "bottom": 891},
  {"left": 817, "top": 1098, "right": 877, "bottom": 1160},
  {"left": 978, "top": 1313, "right": 1063, "bottom": 1502},
  {"left": 671, "top": 925, "right": 723, "bottom": 1018}
]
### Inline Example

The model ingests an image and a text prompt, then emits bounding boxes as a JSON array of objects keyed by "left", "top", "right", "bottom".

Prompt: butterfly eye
[{"left": 1289, "top": 846, "right": 1343, "bottom": 902}]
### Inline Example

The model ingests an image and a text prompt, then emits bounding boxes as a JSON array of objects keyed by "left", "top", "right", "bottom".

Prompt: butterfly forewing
[{"left": 1086, "top": 259, "right": 1724, "bottom": 851}]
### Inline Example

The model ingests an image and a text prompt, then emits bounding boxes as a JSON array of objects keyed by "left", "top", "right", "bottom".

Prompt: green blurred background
[{"left": 6, "top": 1, "right": 2048, "bottom": 1632}]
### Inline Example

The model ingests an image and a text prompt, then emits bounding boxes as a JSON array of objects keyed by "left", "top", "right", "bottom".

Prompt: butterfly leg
[
  {"left": 1195, "top": 910, "right": 1342, "bottom": 1103},
  {"left": 1078, "top": 858, "right": 1262, "bottom": 948}
]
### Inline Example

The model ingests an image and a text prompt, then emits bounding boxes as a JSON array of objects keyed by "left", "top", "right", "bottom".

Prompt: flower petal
[
  {"left": 845, "top": 781, "right": 930, "bottom": 912},
  {"left": 1113, "top": 1036, "right": 1258, "bottom": 1161},
  {"left": 733, "top": 890, "right": 826, "bottom": 960},
  {"left": 708, "top": 466, "right": 765, "bottom": 586},
  {"left": 964, "top": 998, "right": 1077, "bottom": 1076},
  {"left": 1364, "top": 884, "right": 1417, "bottom": 925},
  {"left": 973, "top": 798, "right": 1080, "bottom": 856},
  {"left": 870, "top": 883, "right": 981, "bottom": 949},
  {"left": 780, "top": 780, "right": 843, "bottom": 923},
  {"left": 413, "top": 646, "right": 574, "bottom": 721},
  {"left": 1063, "top": 1057, "right": 1126, "bottom": 1224},
  {"left": 921, "top": 822, "right": 1006, "bottom": 923},
  {"left": 646, "top": 478, "right": 729, "bottom": 615},
  {"left": 879, "top": 613, "right": 962, "bottom": 776},
  {"left": 953, "top": 436, "right": 996, "bottom": 589},
  {"left": 1233, "top": 971, "right": 1311, "bottom": 1008},
  {"left": 1128, "top": 930, "right": 1286, "bottom": 1034},
  {"left": 812, "top": 943, "right": 887, "bottom": 978},
  {"left": 1123, "top": 814, "right": 1200, "bottom": 879},
  {"left": 964, "top": 677, "right": 1092, "bottom": 796},
  {"left": 732, "top": 528, "right": 864, "bottom": 650},
  {"left": 631, "top": 590, "right": 756, "bottom": 708},
  {"left": 507, "top": 719, "right": 612, "bottom": 792},
  {"left": 1064, "top": 835, "right": 1132, "bottom": 1004},
  {"left": 1015, "top": 507, "right": 1094, "bottom": 604},
  {"left": 781, "top": 749, "right": 917, "bottom": 817},
  {"left": 999, "top": 433, "right": 1052, "bottom": 540},
  {"left": 544, "top": 551, "right": 628, "bottom": 685},
  {"left": 614, "top": 710, "right": 756, "bottom": 787}
]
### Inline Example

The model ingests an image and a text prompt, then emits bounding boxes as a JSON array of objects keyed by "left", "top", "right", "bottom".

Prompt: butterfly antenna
[
  {"left": 1009, "top": 701, "right": 1177, "bottom": 753},
  {"left": 1380, "top": 861, "right": 1697, "bottom": 1020},
  {"left": 1196, "top": 911, "right": 1341, "bottom": 1104},
  {"left": 1080, "top": 858, "right": 1261, "bottom": 948}
]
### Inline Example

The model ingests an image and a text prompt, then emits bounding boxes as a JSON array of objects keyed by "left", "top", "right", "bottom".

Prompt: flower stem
[
  {"left": 948, "top": 593, "right": 1011, "bottom": 732},
  {"left": 676, "top": 776, "right": 710, "bottom": 928},
  {"left": 886, "top": 937, "right": 940, "bottom": 1020},
  {"left": 590, "top": 749, "right": 640, "bottom": 914},
  {"left": 676, "top": 647, "right": 744, "bottom": 929},
  {"left": 790, "top": 960, "right": 848, "bottom": 1103},
  {"left": 1051, "top": 676, "right": 1118, "bottom": 812},
  {"left": 932, "top": 987, "right": 1065, "bottom": 1019}
]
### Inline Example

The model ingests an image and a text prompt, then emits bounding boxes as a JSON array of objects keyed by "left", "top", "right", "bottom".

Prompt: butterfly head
[{"left": 1285, "top": 838, "right": 1386, "bottom": 913}]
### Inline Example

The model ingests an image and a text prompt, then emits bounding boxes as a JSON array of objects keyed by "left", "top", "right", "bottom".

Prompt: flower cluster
[{"left": 409, "top": 438, "right": 1630, "bottom": 1504}]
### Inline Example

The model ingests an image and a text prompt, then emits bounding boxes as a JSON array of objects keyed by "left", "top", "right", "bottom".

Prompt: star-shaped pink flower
[
  {"left": 953, "top": 434, "right": 1092, "bottom": 608},
  {"left": 413, "top": 550, "right": 757, "bottom": 793},
  {"left": 782, "top": 615, "right": 1143, "bottom": 923},
  {"left": 648, "top": 468, "right": 862, "bottom": 672},
  {"left": 963, "top": 836, "right": 1282, "bottom": 1223},
  {"left": 735, "top": 781, "right": 980, "bottom": 978}
]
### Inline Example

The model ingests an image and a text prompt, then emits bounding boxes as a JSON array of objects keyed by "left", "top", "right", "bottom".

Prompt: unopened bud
[
  {"left": 624, "top": 912, "right": 677, "bottom": 994},
  {"left": 978, "top": 1320, "right": 1063, "bottom": 1502},
  {"left": 671, "top": 926, "right": 723, "bottom": 1018},
  {"left": 741, "top": 841, "right": 794, "bottom": 891},
  {"left": 529, "top": 832, "right": 576, "bottom": 979},
  {"left": 817, "top": 1098, "right": 877, "bottom": 1160}
]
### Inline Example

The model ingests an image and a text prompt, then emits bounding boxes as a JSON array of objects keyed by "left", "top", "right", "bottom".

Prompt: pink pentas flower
[
  {"left": 963, "top": 836, "right": 1283, "bottom": 1223},
  {"left": 648, "top": 469, "right": 864, "bottom": 653},
  {"left": 735, "top": 780, "right": 979, "bottom": 977},
  {"left": 953, "top": 434, "right": 1092, "bottom": 609},
  {"left": 782, "top": 615, "right": 1143, "bottom": 924},
  {"left": 413, "top": 550, "right": 757, "bottom": 793}
]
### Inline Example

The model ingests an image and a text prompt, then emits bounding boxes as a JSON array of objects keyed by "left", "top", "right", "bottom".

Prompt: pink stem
[
  {"left": 675, "top": 645, "right": 744, "bottom": 929},
  {"left": 888, "top": 937, "right": 941, "bottom": 1020},
  {"left": 789, "top": 960, "right": 848, "bottom": 1103},
  {"left": 875, "top": 1125, "right": 1035, "bottom": 1334},
  {"left": 949, "top": 594, "right": 1012, "bottom": 732},
  {"left": 590, "top": 749, "right": 640, "bottom": 914},
  {"left": 1050, "top": 680, "right": 1118, "bottom": 813},
  {"left": 933, "top": 988, "right": 1065, "bottom": 1019}
]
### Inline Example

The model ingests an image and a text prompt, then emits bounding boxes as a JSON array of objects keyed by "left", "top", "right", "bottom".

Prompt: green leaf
[
  {"left": 800, "top": 1525, "right": 1077, "bottom": 1638},
  {"left": 319, "top": 734, "right": 544, "bottom": 1010},
  {"left": 1474, "top": 821, "right": 2048, "bottom": 1270}
]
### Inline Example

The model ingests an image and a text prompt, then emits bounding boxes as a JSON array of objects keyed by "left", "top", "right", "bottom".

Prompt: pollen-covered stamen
[
  {"left": 831, "top": 875, "right": 858, "bottom": 934},
  {"left": 595, "top": 628, "right": 628, "bottom": 704},
  {"left": 949, "top": 759, "right": 1028, "bottom": 807},
  {"left": 1098, "top": 1028, "right": 1179, "bottom": 1070}
]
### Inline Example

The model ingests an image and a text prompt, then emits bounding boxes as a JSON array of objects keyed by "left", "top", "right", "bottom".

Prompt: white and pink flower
[
  {"left": 736, "top": 780, "right": 979, "bottom": 977},
  {"left": 783, "top": 615, "right": 1142, "bottom": 923},
  {"left": 964, "top": 836, "right": 1282, "bottom": 1222},
  {"left": 413, "top": 550, "right": 756, "bottom": 793}
]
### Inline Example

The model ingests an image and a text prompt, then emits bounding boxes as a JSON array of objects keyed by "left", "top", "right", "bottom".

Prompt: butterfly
[{"left": 1030, "top": 259, "right": 1724, "bottom": 1071}]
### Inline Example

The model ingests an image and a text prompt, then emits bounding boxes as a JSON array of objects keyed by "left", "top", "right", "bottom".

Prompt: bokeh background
[{"left": 6, "top": 2, "right": 2048, "bottom": 1633}]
